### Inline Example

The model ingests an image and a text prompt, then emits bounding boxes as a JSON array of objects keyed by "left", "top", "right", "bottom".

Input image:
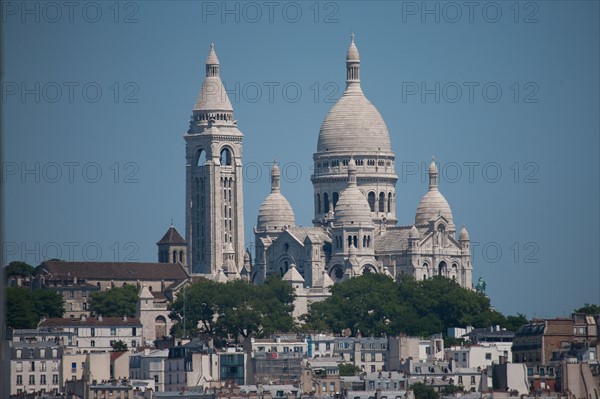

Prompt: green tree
[
  {"left": 304, "top": 274, "right": 512, "bottom": 337},
  {"left": 33, "top": 290, "right": 65, "bottom": 318},
  {"left": 4, "top": 261, "right": 36, "bottom": 281},
  {"left": 6, "top": 287, "right": 64, "bottom": 329},
  {"left": 339, "top": 363, "right": 361, "bottom": 376},
  {"left": 89, "top": 285, "right": 138, "bottom": 317},
  {"left": 111, "top": 340, "right": 128, "bottom": 351},
  {"left": 169, "top": 275, "right": 295, "bottom": 341},
  {"left": 575, "top": 303, "right": 600, "bottom": 315},
  {"left": 6, "top": 287, "right": 38, "bottom": 329},
  {"left": 411, "top": 382, "right": 439, "bottom": 399},
  {"left": 502, "top": 314, "right": 528, "bottom": 331}
]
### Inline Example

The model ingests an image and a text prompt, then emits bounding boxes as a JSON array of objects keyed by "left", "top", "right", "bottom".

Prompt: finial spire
[
  {"left": 347, "top": 156, "right": 357, "bottom": 187},
  {"left": 428, "top": 156, "right": 439, "bottom": 189},
  {"left": 271, "top": 160, "right": 281, "bottom": 193},
  {"left": 170, "top": 218, "right": 174, "bottom": 227},
  {"left": 205, "top": 43, "right": 220, "bottom": 77},
  {"left": 345, "top": 34, "right": 361, "bottom": 90}
]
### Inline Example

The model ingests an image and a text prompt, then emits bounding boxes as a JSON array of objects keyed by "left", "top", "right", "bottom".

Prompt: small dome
[
  {"left": 256, "top": 193, "right": 295, "bottom": 230},
  {"left": 409, "top": 225, "right": 419, "bottom": 239},
  {"left": 459, "top": 226, "right": 470, "bottom": 241},
  {"left": 415, "top": 157, "right": 454, "bottom": 226},
  {"left": 334, "top": 187, "right": 373, "bottom": 225},
  {"left": 257, "top": 162, "right": 296, "bottom": 231},
  {"left": 415, "top": 189, "right": 454, "bottom": 225}
]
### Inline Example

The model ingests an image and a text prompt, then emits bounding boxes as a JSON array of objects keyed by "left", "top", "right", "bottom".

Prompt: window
[
  {"left": 16, "top": 350, "right": 21, "bottom": 358},
  {"left": 52, "top": 374, "right": 59, "bottom": 384},
  {"left": 132, "top": 340, "right": 137, "bottom": 347},
  {"left": 371, "top": 365, "right": 376, "bottom": 372},
  {"left": 83, "top": 302, "right": 87, "bottom": 310},
  {"left": 471, "top": 376, "right": 476, "bottom": 385},
  {"left": 41, "top": 361, "right": 46, "bottom": 371},
  {"left": 41, "top": 375, "right": 46, "bottom": 384},
  {"left": 29, "top": 349, "right": 34, "bottom": 357},
  {"left": 90, "top": 328, "right": 95, "bottom": 337},
  {"left": 82, "top": 290, "right": 87, "bottom": 297},
  {"left": 368, "top": 192, "right": 375, "bottom": 212},
  {"left": 485, "top": 353, "right": 492, "bottom": 360},
  {"left": 326, "top": 343, "right": 331, "bottom": 350},
  {"left": 40, "top": 349, "right": 45, "bottom": 357},
  {"left": 110, "top": 327, "right": 116, "bottom": 336},
  {"left": 71, "top": 362, "right": 77, "bottom": 373},
  {"left": 220, "top": 148, "right": 232, "bottom": 166},
  {"left": 69, "top": 290, "right": 75, "bottom": 298},
  {"left": 371, "top": 353, "right": 376, "bottom": 361},
  {"left": 29, "top": 375, "right": 35, "bottom": 385},
  {"left": 458, "top": 376, "right": 463, "bottom": 384},
  {"left": 91, "top": 340, "right": 95, "bottom": 347},
  {"left": 16, "top": 375, "right": 23, "bottom": 385},
  {"left": 30, "top": 361, "right": 35, "bottom": 371}
]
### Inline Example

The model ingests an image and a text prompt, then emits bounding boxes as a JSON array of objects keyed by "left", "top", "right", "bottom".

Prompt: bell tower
[{"left": 185, "top": 44, "right": 245, "bottom": 275}]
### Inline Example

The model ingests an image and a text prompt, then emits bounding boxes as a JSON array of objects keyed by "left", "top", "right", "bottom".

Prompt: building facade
[
  {"left": 249, "top": 37, "right": 474, "bottom": 291},
  {"left": 182, "top": 38, "right": 475, "bottom": 293}
]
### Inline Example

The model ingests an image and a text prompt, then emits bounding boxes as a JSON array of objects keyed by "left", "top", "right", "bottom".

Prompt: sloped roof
[
  {"left": 375, "top": 227, "right": 411, "bottom": 253},
  {"left": 285, "top": 227, "right": 330, "bottom": 245},
  {"left": 40, "top": 317, "right": 141, "bottom": 327},
  {"left": 40, "top": 261, "right": 189, "bottom": 281},
  {"left": 157, "top": 226, "right": 186, "bottom": 245}
]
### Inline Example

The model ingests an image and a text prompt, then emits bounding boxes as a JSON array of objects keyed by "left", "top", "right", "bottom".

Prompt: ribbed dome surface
[
  {"left": 415, "top": 189, "right": 454, "bottom": 225},
  {"left": 317, "top": 91, "right": 391, "bottom": 153},
  {"left": 334, "top": 186, "right": 373, "bottom": 225},
  {"left": 256, "top": 192, "right": 295, "bottom": 230}
]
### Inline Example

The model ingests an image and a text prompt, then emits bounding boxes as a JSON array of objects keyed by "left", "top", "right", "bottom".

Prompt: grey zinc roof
[
  {"left": 375, "top": 227, "right": 411, "bottom": 253},
  {"left": 40, "top": 261, "right": 189, "bottom": 281}
]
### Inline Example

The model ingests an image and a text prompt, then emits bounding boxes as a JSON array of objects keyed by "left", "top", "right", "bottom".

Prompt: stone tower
[
  {"left": 157, "top": 225, "right": 187, "bottom": 266},
  {"left": 185, "top": 44, "right": 245, "bottom": 275},
  {"left": 312, "top": 34, "right": 398, "bottom": 227}
]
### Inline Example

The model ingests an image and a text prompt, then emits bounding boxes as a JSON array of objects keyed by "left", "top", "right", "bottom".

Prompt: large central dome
[{"left": 316, "top": 35, "right": 392, "bottom": 154}]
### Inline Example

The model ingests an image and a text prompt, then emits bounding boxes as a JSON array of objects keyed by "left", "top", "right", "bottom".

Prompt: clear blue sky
[{"left": 2, "top": 1, "right": 599, "bottom": 318}]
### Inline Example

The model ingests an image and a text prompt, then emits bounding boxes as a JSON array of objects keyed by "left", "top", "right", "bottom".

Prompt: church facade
[{"left": 177, "top": 36, "right": 473, "bottom": 290}]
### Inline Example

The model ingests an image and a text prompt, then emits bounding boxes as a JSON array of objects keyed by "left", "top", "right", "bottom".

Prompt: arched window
[
  {"left": 368, "top": 192, "right": 376, "bottom": 212},
  {"left": 347, "top": 236, "right": 352, "bottom": 247},
  {"left": 179, "top": 251, "right": 183, "bottom": 262},
  {"left": 220, "top": 148, "right": 232, "bottom": 166},
  {"left": 323, "top": 193, "right": 330, "bottom": 213},
  {"left": 353, "top": 235, "right": 358, "bottom": 247},
  {"left": 387, "top": 193, "right": 392, "bottom": 213},
  {"left": 197, "top": 149, "right": 207, "bottom": 166},
  {"left": 317, "top": 194, "right": 321, "bottom": 214},
  {"left": 172, "top": 251, "right": 177, "bottom": 263},
  {"left": 378, "top": 192, "right": 385, "bottom": 212},
  {"left": 363, "top": 236, "right": 367, "bottom": 248},
  {"left": 332, "top": 192, "right": 339, "bottom": 209},
  {"left": 438, "top": 261, "right": 447, "bottom": 277}
]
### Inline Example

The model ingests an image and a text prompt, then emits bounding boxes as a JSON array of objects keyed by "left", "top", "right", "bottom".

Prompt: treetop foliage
[
  {"left": 6, "top": 287, "right": 65, "bottom": 329},
  {"left": 169, "top": 275, "right": 295, "bottom": 341},
  {"left": 88, "top": 284, "right": 139, "bottom": 317},
  {"left": 302, "top": 274, "right": 524, "bottom": 337}
]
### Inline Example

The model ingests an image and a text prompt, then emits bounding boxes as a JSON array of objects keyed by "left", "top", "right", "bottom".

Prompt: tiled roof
[
  {"left": 157, "top": 227, "right": 187, "bottom": 245},
  {"left": 40, "top": 261, "right": 189, "bottom": 281},
  {"left": 39, "top": 316, "right": 142, "bottom": 327},
  {"left": 285, "top": 227, "right": 330, "bottom": 245}
]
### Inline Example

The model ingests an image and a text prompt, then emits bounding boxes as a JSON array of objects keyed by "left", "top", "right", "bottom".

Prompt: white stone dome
[
  {"left": 415, "top": 158, "right": 454, "bottom": 226},
  {"left": 415, "top": 188, "right": 454, "bottom": 225},
  {"left": 257, "top": 162, "right": 295, "bottom": 231},
  {"left": 256, "top": 192, "right": 295, "bottom": 230},
  {"left": 334, "top": 159, "right": 373, "bottom": 225},
  {"left": 459, "top": 226, "right": 470, "bottom": 241},
  {"left": 316, "top": 36, "right": 391, "bottom": 154},
  {"left": 318, "top": 94, "right": 391, "bottom": 153}
]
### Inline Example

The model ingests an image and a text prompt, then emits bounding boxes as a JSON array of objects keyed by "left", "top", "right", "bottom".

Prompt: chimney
[
  {"left": 81, "top": 314, "right": 86, "bottom": 322},
  {"left": 98, "top": 315, "right": 103, "bottom": 322},
  {"left": 123, "top": 315, "right": 128, "bottom": 321}
]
